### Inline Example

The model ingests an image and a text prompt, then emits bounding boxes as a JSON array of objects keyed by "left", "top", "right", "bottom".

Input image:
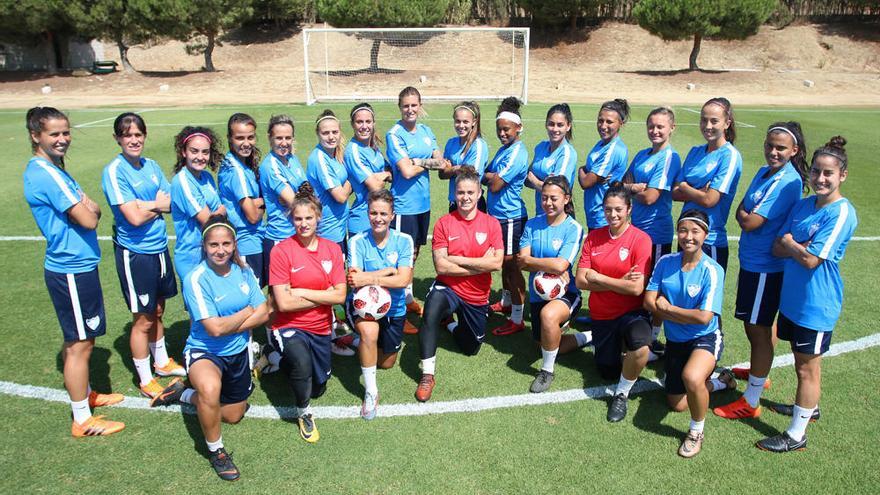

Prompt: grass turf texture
[{"left": 0, "top": 102, "right": 878, "bottom": 492}]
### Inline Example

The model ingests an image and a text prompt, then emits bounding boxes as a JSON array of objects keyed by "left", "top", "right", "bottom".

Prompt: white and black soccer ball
[
  {"left": 532, "top": 272, "right": 566, "bottom": 301},
  {"left": 352, "top": 285, "right": 392, "bottom": 321}
]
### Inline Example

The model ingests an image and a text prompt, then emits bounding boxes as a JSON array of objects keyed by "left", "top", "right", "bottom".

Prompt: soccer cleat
[
  {"left": 361, "top": 391, "right": 379, "bottom": 420},
  {"left": 403, "top": 319, "right": 420, "bottom": 335},
  {"left": 253, "top": 346, "right": 280, "bottom": 378},
  {"left": 154, "top": 358, "right": 187, "bottom": 377},
  {"left": 529, "top": 370, "right": 554, "bottom": 393},
  {"left": 330, "top": 336, "right": 356, "bottom": 357},
  {"left": 713, "top": 396, "right": 761, "bottom": 419},
  {"left": 298, "top": 414, "right": 320, "bottom": 443},
  {"left": 714, "top": 368, "right": 738, "bottom": 392},
  {"left": 731, "top": 367, "right": 772, "bottom": 389},
  {"left": 649, "top": 339, "right": 666, "bottom": 357},
  {"left": 209, "top": 448, "right": 241, "bottom": 481},
  {"left": 415, "top": 374, "right": 435, "bottom": 402},
  {"left": 71, "top": 415, "right": 125, "bottom": 438},
  {"left": 607, "top": 393, "right": 628, "bottom": 423},
  {"left": 768, "top": 403, "right": 821, "bottom": 422},
  {"left": 756, "top": 432, "right": 807, "bottom": 453},
  {"left": 678, "top": 430, "right": 704, "bottom": 458},
  {"left": 88, "top": 390, "right": 124, "bottom": 408},
  {"left": 489, "top": 301, "right": 512, "bottom": 315},
  {"left": 139, "top": 378, "right": 166, "bottom": 399},
  {"left": 406, "top": 300, "right": 423, "bottom": 316},
  {"left": 492, "top": 319, "right": 525, "bottom": 336},
  {"left": 150, "top": 378, "right": 186, "bottom": 407}
]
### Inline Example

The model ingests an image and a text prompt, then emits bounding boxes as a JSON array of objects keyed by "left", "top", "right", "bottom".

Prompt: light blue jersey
[
  {"left": 677, "top": 143, "right": 742, "bottom": 247},
  {"left": 738, "top": 162, "right": 803, "bottom": 273},
  {"left": 258, "top": 152, "right": 306, "bottom": 241},
  {"left": 307, "top": 145, "right": 350, "bottom": 243},
  {"left": 443, "top": 136, "right": 489, "bottom": 203},
  {"left": 171, "top": 168, "right": 221, "bottom": 279},
  {"left": 344, "top": 139, "right": 387, "bottom": 235},
  {"left": 386, "top": 122, "right": 437, "bottom": 215},
  {"left": 183, "top": 261, "right": 265, "bottom": 356},
  {"left": 101, "top": 154, "right": 171, "bottom": 254},
  {"left": 647, "top": 252, "right": 725, "bottom": 343},
  {"left": 218, "top": 152, "right": 264, "bottom": 256},
  {"left": 486, "top": 140, "right": 528, "bottom": 220},
  {"left": 519, "top": 214, "right": 584, "bottom": 303},
  {"left": 626, "top": 146, "right": 681, "bottom": 245},
  {"left": 347, "top": 229, "right": 415, "bottom": 318},
  {"left": 779, "top": 197, "right": 857, "bottom": 332},
  {"left": 530, "top": 139, "right": 578, "bottom": 212},
  {"left": 583, "top": 136, "right": 628, "bottom": 229},
  {"left": 23, "top": 157, "right": 100, "bottom": 273}
]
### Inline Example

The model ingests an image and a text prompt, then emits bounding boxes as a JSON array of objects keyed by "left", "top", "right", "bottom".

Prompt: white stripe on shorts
[
  {"left": 66, "top": 273, "right": 86, "bottom": 340},
  {"left": 749, "top": 272, "right": 767, "bottom": 325},
  {"left": 710, "top": 245, "right": 718, "bottom": 261},
  {"left": 273, "top": 331, "right": 285, "bottom": 353},
  {"left": 159, "top": 251, "right": 167, "bottom": 278},
  {"left": 505, "top": 219, "right": 514, "bottom": 256},
  {"left": 395, "top": 215, "right": 402, "bottom": 232},
  {"left": 123, "top": 249, "right": 138, "bottom": 312},
  {"left": 814, "top": 333, "right": 823, "bottom": 355},
  {"left": 568, "top": 293, "right": 582, "bottom": 318},
  {"left": 713, "top": 328, "right": 722, "bottom": 360}
]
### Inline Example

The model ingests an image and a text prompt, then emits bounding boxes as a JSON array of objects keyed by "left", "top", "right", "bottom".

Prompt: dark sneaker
[
  {"left": 415, "top": 374, "right": 435, "bottom": 402},
  {"left": 298, "top": 414, "right": 320, "bottom": 443},
  {"left": 607, "top": 393, "right": 628, "bottom": 423},
  {"left": 756, "top": 432, "right": 807, "bottom": 453},
  {"left": 209, "top": 448, "right": 240, "bottom": 481},
  {"left": 529, "top": 370, "right": 554, "bottom": 393},
  {"left": 768, "top": 403, "right": 821, "bottom": 422},
  {"left": 150, "top": 379, "right": 186, "bottom": 407},
  {"left": 678, "top": 430, "right": 704, "bottom": 458}
]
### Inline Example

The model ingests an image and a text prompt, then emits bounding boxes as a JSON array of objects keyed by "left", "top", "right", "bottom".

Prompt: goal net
[{"left": 303, "top": 27, "right": 530, "bottom": 104}]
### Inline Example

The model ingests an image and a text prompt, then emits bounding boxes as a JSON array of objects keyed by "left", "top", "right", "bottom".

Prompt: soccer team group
[{"left": 22, "top": 86, "right": 857, "bottom": 479}]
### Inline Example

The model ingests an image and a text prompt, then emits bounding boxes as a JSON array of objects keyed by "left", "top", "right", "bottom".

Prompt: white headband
[
  {"left": 496, "top": 111, "right": 522, "bottom": 125},
  {"left": 316, "top": 114, "right": 339, "bottom": 125},
  {"left": 350, "top": 105, "right": 374, "bottom": 119},
  {"left": 768, "top": 126, "right": 798, "bottom": 145},
  {"left": 678, "top": 216, "right": 709, "bottom": 232}
]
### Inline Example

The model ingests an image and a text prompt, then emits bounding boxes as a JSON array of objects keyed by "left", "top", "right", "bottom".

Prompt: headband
[
  {"left": 350, "top": 105, "right": 374, "bottom": 119},
  {"left": 768, "top": 126, "right": 798, "bottom": 145},
  {"left": 183, "top": 132, "right": 212, "bottom": 145},
  {"left": 454, "top": 105, "right": 476, "bottom": 118},
  {"left": 316, "top": 114, "right": 339, "bottom": 125},
  {"left": 202, "top": 222, "right": 237, "bottom": 239},
  {"left": 496, "top": 111, "right": 522, "bottom": 125},
  {"left": 677, "top": 216, "right": 709, "bottom": 232}
]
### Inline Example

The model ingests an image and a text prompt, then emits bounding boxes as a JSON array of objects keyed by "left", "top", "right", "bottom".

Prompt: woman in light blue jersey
[
  {"left": 440, "top": 100, "right": 489, "bottom": 212},
  {"left": 345, "top": 103, "right": 391, "bottom": 237},
  {"left": 579, "top": 98, "right": 629, "bottom": 230},
  {"left": 307, "top": 109, "right": 352, "bottom": 255},
  {"left": 526, "top": 103, "right": 578, "bottom": 214}
]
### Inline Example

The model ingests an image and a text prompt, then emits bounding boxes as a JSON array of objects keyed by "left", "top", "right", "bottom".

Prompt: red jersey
[
  {"left": 577, "top": 224, "right": 652, "bottom": 320},
  {"left": 433, "top": 210, "right": 503, "bottom": 305},
  {"left": 269, "top": 236, "right": 345, "bottom": 335}
]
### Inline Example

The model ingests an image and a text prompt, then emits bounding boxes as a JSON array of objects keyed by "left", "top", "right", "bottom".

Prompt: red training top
[{"left": 433, "top": 210, "right": 503, "bottom": 305}]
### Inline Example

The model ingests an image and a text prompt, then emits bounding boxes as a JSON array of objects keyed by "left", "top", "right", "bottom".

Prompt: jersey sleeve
[
  {"left": 155, "top": 163, "right": 172, "bottom": 193},
  {"left": 806, "top": 202, "right": 858, "bottom": 262},
  {"left": 753, "top": 174, "right": 802, "bottom": 221},
  {"left": 329, "top": 243, "right": 346, "bottom": 285},
  {"left": 631, "top": 232, "right": 653, "bottom": 276},
  {"left": 347, "top": 236, "right": 364, "bottom": 271},
  {"left": 344, "top": 144, "right": 372, "bottom": 185},
  {"left": 35, "top": 167, "right": 80, "bottom": 214},
  {"left": 425, "top": 125, "right": 439, "bottom": 152},
  {"left": 244, "top": 267, "right": 267, "bottom": 307},
  {"left": 560, "top": 144, "right": 579, "bottom": 190},
  {"left": 432, "top": 217, "right": 449, "bottom": 251},
  {"left": 102, "top": 164, "right": 136, "bottom": 206},
  {"left": 172, "top": 174, "right": 207, "bottom": 218},
  {"left": 709, "top": 147, "right": 741, "bottom": 194},
  {"left": 577, "top": 235, "right": 592, "bottom": 269},
  {"left": 497, "top": 144, "right": 527, "bottom": 183},
  {"left": 184, "top": 271, "right": 219, "bottom": 322},
  {"left": 264, "top": 157, "right": 292, "bottom": 195},
  {"left": 518, "top": 220, "right": 533, "bottom": 252},
  {"left": 315, "top": 154, "right": 342, "bottom": 191},
  {"left": 488, "top": 217, "right": 504, "bottom": 251},
  {"left": 561, "top": 220, "right": 584, "bottom": 266},
  {"left": 268, "top": 243, "right": 291, "bottom": 286},
  {"left": 648, "top": 149, "right": 680, "bottom": 191},
  {"left": 700, "top": 262, "right": 724, "bottom": 315},
  {"left": 465, "top": 139, "right": 489, "bottom": 176},
  {"left": 229, "top": 166, "right": 253, "bottom": 202},
  {"left": 385, "top": 129, "right": 410, "bottom": 166},
  {"left": 646, "top": 256, "right": 667, "bottom": 292},
  {"left": 398, "top": 234, "right": 415, "bottom": 268}
]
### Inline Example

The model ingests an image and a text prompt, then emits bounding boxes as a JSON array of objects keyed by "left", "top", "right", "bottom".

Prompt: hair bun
[
  {"left": 499, "top": 96, "right": 522, "bottom": 114},
  {"left": 827, "top": 135, "right": 847, "bottom": 151},
  {"left": 296, "top": 182, "right": 315, "bottom": 198}
]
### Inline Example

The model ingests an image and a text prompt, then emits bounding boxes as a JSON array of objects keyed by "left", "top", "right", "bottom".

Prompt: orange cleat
[
  {"left": 71, "top": 415, "right": 125, "bottom": 437},
  {"left": 713, "top": 396, "right": 762, "bottom": 419},
  {"left": 88, "top": 390, "right": 124, "bottom": 408},
  {"left": 406, "top": 300, "right": 423, "bottom": 316},
  {"left": 140, "top": 378, "right": 179, "bottom": 399},
  {"left": 489, "top": 301, "right": 512, "bottom": 315},
  {"left": 415, "top": 374, "right": 435, "bottom": 402},
  {"left": 403, "top": 319, "right": 420, "bottom": 335},
  {"left": 155, "top": 358, "right": 187, "bottom": 377}
]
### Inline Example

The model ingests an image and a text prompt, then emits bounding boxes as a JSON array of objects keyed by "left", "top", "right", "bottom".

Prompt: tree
[
  {"left": 518, "top": 0, "right": 598, "bottom": 30},
  {"left": 253, "top": 0, "right": 314, "bottom": 29},
  {"left": 633, "top": 0, "right": 776, "bottom": 70},
  {"left": 0, "top": 0, "right": 74, "bottom": 74},
  {"left": 157, "top": 0, "right": 256, "bottom": 72},
  {"left": 66, "top": 0, "right": 159, "bottom": 72}
]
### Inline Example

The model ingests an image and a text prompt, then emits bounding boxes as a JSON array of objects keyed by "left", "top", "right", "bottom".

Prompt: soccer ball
[
  {"left": 533, "top": 272, "right": 566, "bottom": 301},
  {"left": 352, "top": 285, "right": 392, "bottom": 321}
]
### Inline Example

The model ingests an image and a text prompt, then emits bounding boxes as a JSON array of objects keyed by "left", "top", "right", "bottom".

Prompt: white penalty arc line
[{"left": 2, "top": 332, "right": 879, "bottom": 420}]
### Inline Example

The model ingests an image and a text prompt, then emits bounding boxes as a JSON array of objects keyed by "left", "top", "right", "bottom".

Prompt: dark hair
[
  {"left": 26, "top": 106, "right": 69, "bottom": 159},
  {"left": 291, "top": 182, "right": 322, "bottom": 218},
  {"left": 453, "top": 101, "right": 482, "bottom": 159},
  {"left": 647, "top": 106, "right": 675, "bottom": 126},
  {"left": 455, "top": 165, "right": 481, "bottom": 188},
  {"left": 496, "top": 96, "right": 522, "bottom": 118},
  {"left": 367, "top": 189, "right": 394, "bottom": 211},
  {"left": 201, "top": 216, "right": 246, "bottom": 269},
  {"left": 767, "top": 121, "right": 809, "bottom": 193},
  {"left": 546, "top": 103, "right": 573, "bottom": 141},
  {"left": 812, "top": 135, "right": 849, "bottom": 173},
  {"left": 677, "top": 208, "right": 710, "bottom": 234},
  {"left": 542, "top": 175, "right": 575, "bottom": 217},
  {"left": 603, "top": 181, "right": 632, "bottom": 208},
  {"left": 703, "top": 97, "right": 737, "bottom": 144},
  {"left": 227, "top": 113, "right": 262, "bottom": 180},
  {"left": 268, "top": 114, "right": 295, "bottom": 137},
  {"left": 113, "top": 112, "right": 147, "bottom": 138},
  {"left": 398, "top": 86, "right": 422, "bottom": 106},
  {"left": 350, "top": 102, "right": 383, "bottom": 149},
  {"left": 599, "top": 98, "right": 630, "bottom": 124},
  {"left": 173, "top": 126, "right": 223, "bottom": 173},
  {"left": 315, "top": 109, "right": 345, "bottom": 162}
]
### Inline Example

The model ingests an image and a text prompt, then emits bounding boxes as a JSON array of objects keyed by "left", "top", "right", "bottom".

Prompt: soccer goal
[{"left": 303, "top": 27, "right": 530, "bottom": 105}]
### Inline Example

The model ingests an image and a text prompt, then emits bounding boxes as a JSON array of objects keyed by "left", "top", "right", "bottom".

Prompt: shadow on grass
[
  {"left": 57, "top": 345, "right": 115, "bottom": 393},
  {"left": 617, "top": 68, "right": 729, "bottom": 76},
  {"left": 111, "top": 317, "right": 190, "bottom": 387}
]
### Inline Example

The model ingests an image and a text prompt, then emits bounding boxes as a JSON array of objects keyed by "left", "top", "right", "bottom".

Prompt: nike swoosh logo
[
  {"left": 131, "top": 181, "right": 143, "bottom": 187},
  {"left": 291, "top": 267, "right": 304, "bottom": 273},
  {"left": 449, "top": 236, "right": 460, "bottom": 241},
  {"left": 214, "top": 295, "right": 226, "bottom": 302},
  {"left": 591, "top": 252, "right": 602, "bottom": 256},
  {"left": 795, "top": 342, "right": 811, "bottom": 347},
  {"left": 800, "top": 415, "right": 811, "bottom": 419}
]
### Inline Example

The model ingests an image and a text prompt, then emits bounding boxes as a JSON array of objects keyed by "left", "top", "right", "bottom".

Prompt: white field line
[
  {"left": 2, "top": 235, "right": 879, "bottom": 243},
  {"left": 1, "top": 332, "right": 879, "bottom": 420},
  {"left": 74, "top": 109, "right": 155, "bottom": 128},
  {"left": 681, "top": 107, "right": 756, "bottom": 128}
]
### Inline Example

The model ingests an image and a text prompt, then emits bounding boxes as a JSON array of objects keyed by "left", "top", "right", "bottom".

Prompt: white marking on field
[
  {"left": 1, "top": 332, "right": 878, "bottom": 420},
  {"left": 681, "top": 107, "right": 756, "bottom": 128},
  {"left": 74, "top": 109, "right": 155, "bottom": 128}
]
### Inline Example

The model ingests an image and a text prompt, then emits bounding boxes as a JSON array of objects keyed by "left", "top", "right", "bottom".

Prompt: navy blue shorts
[
  {"left": 336, "top": 238, "right": 348, "bottom": 259},
  {"left": 777, "top": 313, "right": 832, "bottom": 355},
  {"left": 425, "top": 284, "right": 488, "bottom": 356},
  {"left": 245, "top": 250, "right": 268, "bottom": 289},
  {"left": 113, "top": 245, "right": 178, "bottom": 314},
  {"left": 345, "top": 300, "right": 405, "bottom": 354},
  {"left": 499, "top": 217, "right": 527, "bottom": 256},
  {"left": 701, "top": 244, "right": 729, "bottom": 274},
  {"left": 272, "top": 328, "right": 332, "bottom": 385},
  {"left": 590, "top": 310, "right": 652, "bottom": 378},
  {"left": 185, "top": 347, "right": 253, "bottom": 404},
  {"left": 394, "top": 211, "right": 430, "bottom": 247},
  {"left": 44, "top": 268, "right": 106, "bottom": 342},
  {"left": 649, "top": 243, "right": 673, "bottom": 273},
  {"left": 664, "top": 329, "right": 724, "bottom": 395},
  {"left": 734, "top": 269, "right": 783, "bottom": 327},
  {"left": 529, "top": 290, "right": 583, "bottom": 342}
]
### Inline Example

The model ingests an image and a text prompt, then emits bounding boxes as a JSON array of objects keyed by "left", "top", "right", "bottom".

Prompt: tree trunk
[
  {"left": 204, "top": 32, "right": 216, "bottom": 72},
  {"left": 689, "top": 33, "right": 702, "bottom": 71},
  {"left": 369, "top": 39, "right": 380, "bottom": 71},
  {"left": 116, "top": 35, "right": 134, "bottom": 72},
  {"left": 570, "top": 13, "right": 577, "bottom": 31},
  {"left": 43, "top": 31, "right": 58, "bottom": 75}
]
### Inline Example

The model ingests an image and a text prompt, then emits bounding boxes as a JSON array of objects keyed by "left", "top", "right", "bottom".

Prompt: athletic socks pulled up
[
  {"left": 540, "top": 347, "right": 559, "bottom": 373},
  {"left": 743, "top": 374, "right": 767, "bottom": 407}
]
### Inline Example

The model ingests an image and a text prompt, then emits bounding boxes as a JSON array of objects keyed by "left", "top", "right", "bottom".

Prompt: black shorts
[
  {"left": 500, "top": 216, "right": 527, "bottom": 256},
  {"left": 185, "top": 348, "right": 253, "bottom": 404},
  {"left": 114, "top": 245, "right": 178, "bottom": 313},
  {"left": 590, "top": 310, "right": 652, "bottom": 379},
  {"left": 336, "top": 238, "right": 348, "bottom": 260},
  {"left": 345, "top": 299, "right": 405, "bottom": 354},
  {"left": 394, "top": 211, "right": 430, "bottom": 247},
  {"left": 664, "top": 329, "right": 723, "bottom": 395},
  {"left": 701, "top": 244, "right": 729, "bottom": 274},
  {"left": 530, "top": 291, "right": 582, "bottom": 342},
  {"left": 734, "top": 269, "right": 783, "bottom": 327},
  {"left": 245, "top": 250, "right": 269, "bottom": 289},
  {"left": 272, "top": 328, "right": 333, "bottom": 385},
  {"left": 777, "top": 313, "right": 832, "bottom": 355},
  {"left": 44, "top": 268, "right": 106, "bottom": 342},
  {"left": 424, "top": 283, "right": 489, "bottom": 356},
  {"left": 649, "top": 243, "right": 673, "bottom": 273}
]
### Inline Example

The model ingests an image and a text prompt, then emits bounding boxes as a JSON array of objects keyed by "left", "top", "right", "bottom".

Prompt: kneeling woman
[
  {"left": 269, "top": 183, "right": 347, "bottom": 443},
  {"left": 153, "top": 217, "right": 268, "bottom": 481},
  {"left": 644, "top": 210, "right": 729, "bottom": 458},
  {"left": 346, "top": 190, "right": 414, "bottom": 419}
]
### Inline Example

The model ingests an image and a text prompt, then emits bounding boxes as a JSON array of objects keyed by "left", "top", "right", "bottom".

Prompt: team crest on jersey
[
  {"left": 387, "top": 252, "right": 399, "bottom": 265},
  {"left": 240, "top": 281, "right": 250, "bottom": 295},
  {"left": 687, "top": 284, "right": 700, "bottom": 297},
  {"left": 809, "top": 222, "right": 820, "bottom": 237},
  {"left": 475, "top": 232, "right": 487, "bottom": 245},
  {"left": 552, "top": 238, "right": 563, "bottom": 251},
  {"left": 751, "top": 190, "right": 764, "bottom": 203},
  {"left": 151, "top": 174, "right": 159, "bottom": 185},
  {"left": 321, "top": 260, "right": 333, "bottom": 274},
  {"left": 644, "top": 159, "right": 656, "bottom": 173},
  {"left": 423, "top": 137, "right": 432, "bottom": 146},
  {"left": 86, "top": 316, "right": 101, "bottom": 330},
  {"left": 618, "top": 247, "right": 629, "bottom": 261},
  {"left": 138, "top": 294, "right": 150, "bottom": 306},
  {"left": 706, "top": 161, "right": 717, "bottom": 173},
  {"left": 589, "top": 151, "right": 601, "bottom": 163}
]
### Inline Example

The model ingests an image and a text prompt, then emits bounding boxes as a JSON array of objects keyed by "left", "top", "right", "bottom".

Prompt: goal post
[{"left": 303, "top": 27, "right": 530, "bottom": 105}]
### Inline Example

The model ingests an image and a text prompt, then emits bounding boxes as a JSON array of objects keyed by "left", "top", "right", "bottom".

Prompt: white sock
[
  {"left": 651, "top": 326, "right": 662, "bottom": 340},
  {"left": 149, "top": 337, "right": 170, "bottom": 368},
  {"left": 540, "top": 347, "right": 559, "bottom": 373},
  {"left": 180, "top": 388, "right": 195, "bottom": 404},
  {"left": 743, "top": 374, "right": 766, "bottom": 407},
  {"left": 574, "top": 331, "right": 592, "bottom": 348},
  {"left": 708, "top": 378, "right": 726, "bottom": 392},
  {"left": 361, "top": 366, "right": 378, "bottom": 395},
  {"left": 615, "top": 375, "right": 637, "bottom": 397},
  {"left": 86, "top": 384, "right": 92, "bottom": 396},
  {"left": 421, "top": 356, "right": 436, "bottom": 375},
  {"left": 206, "top": 436, "right": 224, "bottom": 453},
  {"left": 71, "top": 397, "right": 91, "bottom": 424},
  {"left": 689, "top": 418, "right": 705, "bottom": 434},
  {"left": 510, "top": 304, "right": 524, "bottom": 325},
  {"left": 133, "top": 356, "right": 153, "bottom": 386},
  {"left": 786, "top": 404, "right": 814, "bottom": 442},
  {"left": 405, "top": 284, "right": 414, "bottom": 305},
  {"left": 501, "top": 290, "right": 511, "bottom": 307},
  {"left": 300, "top": 404, "right": 313, "bottom": 417}
]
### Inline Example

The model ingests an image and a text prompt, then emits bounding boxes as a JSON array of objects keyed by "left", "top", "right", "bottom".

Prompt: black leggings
[
  {"left": 280, "top": 337, "right": 326, "bottom": 409},
  {"left": 419, "top": 288, "right": 482, "bottom": 360}
]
